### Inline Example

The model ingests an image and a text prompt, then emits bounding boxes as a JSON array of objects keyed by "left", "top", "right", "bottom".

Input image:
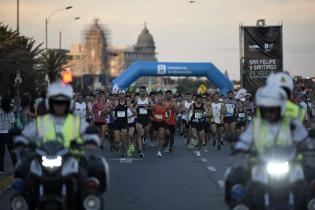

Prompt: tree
[
  {"left": 0, "top": 23, "right": 43, "bottom": 96},
  {"left": 38, "top": 49, "right": 69, "bottom": 82}
]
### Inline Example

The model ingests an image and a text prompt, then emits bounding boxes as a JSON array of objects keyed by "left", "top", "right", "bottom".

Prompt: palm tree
[
  {"left": 38, "top": 49, "right": 69, "bottom": 82},
  {"left": 0, "top": 23, "right": 43, "bottom": 96}
]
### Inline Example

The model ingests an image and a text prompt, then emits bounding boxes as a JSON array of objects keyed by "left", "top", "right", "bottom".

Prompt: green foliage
[
  {"left": 0, "top": 23, "right": 43, "bottom": 96},
  {"left": 38, "top": 49, "right": 69, "bottom": 82}
]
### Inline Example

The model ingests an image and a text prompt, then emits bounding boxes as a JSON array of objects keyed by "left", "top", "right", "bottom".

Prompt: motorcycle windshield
[
  {"left": 260, "top": 145, "right": 296, "bottom": 163},
  {"left": 39, "top": 141, "right": 68, "bottom": 156}
]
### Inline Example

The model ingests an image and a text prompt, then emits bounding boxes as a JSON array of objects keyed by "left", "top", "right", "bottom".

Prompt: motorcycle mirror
[
  {"left": 309, "top": 128, "right": 315, "bottom": 139},
  {"left": 225, "top": 132, "right": 239, "bottom": 143}
]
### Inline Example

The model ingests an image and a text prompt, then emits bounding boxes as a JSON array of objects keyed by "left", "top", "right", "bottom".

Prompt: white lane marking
[
  {"left": 218, "top": 180, "right": 224, "bottom": 188},
  {"left": 207, "top": 166, "right": 217, "bottom": 172},
  {"left": 108, "top": 158, "right": 144, "bottom": 163},
  {"left": 200, "top": 158, "right": 208, "bottom": 162}
]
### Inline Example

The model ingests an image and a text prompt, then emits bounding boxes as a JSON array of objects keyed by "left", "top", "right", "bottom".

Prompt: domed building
[
  {"left": 135, "top": 23, "right": 156, "bottom": 53},
  {"left": 108, "top": 23, "right": 158, "bottom": 87}
]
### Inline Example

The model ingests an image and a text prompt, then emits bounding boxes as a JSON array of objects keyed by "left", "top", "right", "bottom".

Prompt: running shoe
[
  {"left": 127, "top": 144, "right": 135, "bottom": 157},
  {"left": 203, "top": 146, "right": 208, "bottom": 153},
  {"left": 187, "top": 144, "right": 194, "bottom": 149},
  {"left": 138, "top": 152, "right": 144, "bottom": 158},
  {"left": 120, "top": 155, "right": 126, "bottom": 161},
  {"left": 157, "top": 151, "right": 162, "bottom": 157},
  {"left": 195, "top": 151, "right": 201, "bottom": 157},
  {"left": 220, "top": 139, "right": 224, "bottom": 145}
]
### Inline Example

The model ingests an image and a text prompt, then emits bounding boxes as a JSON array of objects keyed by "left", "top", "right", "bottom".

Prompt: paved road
[
  {"left": 103, "top": 136, "right": 240, "bottom": 210},
  {"left": 0, "top": 135, "right": 244, "bottom": 210}
]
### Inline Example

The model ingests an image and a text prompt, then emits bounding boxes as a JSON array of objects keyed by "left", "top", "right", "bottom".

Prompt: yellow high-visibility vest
[
  {"left": 285, "top": 101, "right": 305, "bottom": 122},
  {"left": 253, "top": 116, "right": 292, "bottom": 155},
  {"left": 36, "top": 114, "right": 82, "bottom": 148}
]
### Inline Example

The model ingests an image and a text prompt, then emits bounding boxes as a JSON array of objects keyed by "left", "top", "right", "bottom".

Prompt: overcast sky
[{"left": 1, "top": 0, "right": 314, "bottom": 80}]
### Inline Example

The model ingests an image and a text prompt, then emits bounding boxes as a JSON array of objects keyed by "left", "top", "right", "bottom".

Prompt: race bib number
[
  {"left": 238, "top": 113, "right": 245, "bottom": 118},
  {"left": 139, "top": 108, "right": 147, "bottom": 115},
  {"left": 226, "top": 104, "right": 234, "bottom": 115},
  {"left": 117, "top": 111, "right": 126, "bottom": 118},
  {"left": 155, "top": 114, "right": 163, "bottom": 120},
  {"left": 195, "top": 112, "right": 203, "bottom": 119}
]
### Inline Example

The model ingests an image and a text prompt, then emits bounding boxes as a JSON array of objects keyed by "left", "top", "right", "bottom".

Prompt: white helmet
[
  {"left": 255, "top": 84, "right": 287, "bottom": 116},
  {"left": 46, "top": 81, "right": 74, "bottom": 111},
  {"left": 236, "top": 88, "right": 248, "bottom": 100},
  {"left": 118, "top": 89, "right": 126, "bottom": 94},
  {"left": 267, "top": 72, "right": 294, "bottom": 93}
]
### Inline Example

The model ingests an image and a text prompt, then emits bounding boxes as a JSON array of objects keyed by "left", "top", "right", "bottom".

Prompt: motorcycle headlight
[
  {"left": 42, "top": 156, "right": 62, "bottom": 168},
  {"left": 266, "top": 161, "right": 289, "bottom": 176}
]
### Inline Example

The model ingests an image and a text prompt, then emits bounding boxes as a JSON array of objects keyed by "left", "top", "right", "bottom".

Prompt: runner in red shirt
[
  {"left": 92, "top": 92, "right": 109, "bottom": 149},
  {"left": 151, "top": 92, "right": 166, "bottom": 157},
  {"left": 164, "top": 90, "right": 177, "bottom": 153}
]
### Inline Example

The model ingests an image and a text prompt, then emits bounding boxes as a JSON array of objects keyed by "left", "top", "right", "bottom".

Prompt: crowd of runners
[
  {"left": 72, "top": 86, "right": 256, "bottom": 158},
  {"left": 0, "top": 83, "right": 314, "bottom": 171}
]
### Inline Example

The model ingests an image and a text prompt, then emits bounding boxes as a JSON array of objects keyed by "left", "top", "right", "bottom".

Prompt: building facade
[{"left": 66, "top": 19, "right": 159, "bottom": 88}]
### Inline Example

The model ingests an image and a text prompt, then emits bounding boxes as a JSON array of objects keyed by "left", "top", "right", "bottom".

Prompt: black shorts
[
  {"left": 115, "top": 122, "right": 128, "bottom": 130},
  {"left": 108, "top": 123, "right": 114, "bottom": 130},
  {"left": 224, "top": 116, "right": 236, "bottom": 124},
  {"left": 191, "top": 122, "right": 204, "bottom": 131},
  {"left": 136, "top": 116, "right": 151, "bottom": 127},
  {"left": 136, "top": 119, "right": 151, "bottom": 127},
  {"left": 94, "top": 122, "right": 106, "bottom": 127},
  {"left": 152, "top": 121, "right": 165, "bottom": 131},
  {"left": 165, "top": 124, "right": 176, "bottom": 133},
  {"left": 212, "top": 122, "right": 224, "bottom": 128},
  {"left": 128, "top": 122, "right": 136, "bottom": 129}
]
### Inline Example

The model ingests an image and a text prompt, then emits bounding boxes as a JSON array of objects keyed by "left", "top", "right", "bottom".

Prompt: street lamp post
[
  {"left": 45, "top": 6, "right": 72, "bottom": 51},
  {"left": 45, "top": 6, "right": 72, "bottom": 82},
  {"left": 59, "top": 17, "right": 80, "bottom": 49},
  {"left": 17, "top": 0, "right": 19, "bottom": 34}
]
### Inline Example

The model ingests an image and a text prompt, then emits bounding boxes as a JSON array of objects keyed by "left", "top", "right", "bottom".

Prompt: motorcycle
[
  {"left": 225, "top": 145, "right": 313, "bottom": 210},
  {"left": 10, "top": 138, "right": 108, "bottom": 210}
]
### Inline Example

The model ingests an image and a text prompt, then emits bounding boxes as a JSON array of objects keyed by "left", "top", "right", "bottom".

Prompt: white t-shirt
[
  {"left": 127, "top": 108, "right": 135, "bottom": 123},
  {"left": 74, "top": 101, "right": 87, "bottom": 120},
  {"left": 212, "top": 102, "right": 222, "bottom": 124},
  {"left": 182, "top": 100, "right": 193, "bottom": 120}
]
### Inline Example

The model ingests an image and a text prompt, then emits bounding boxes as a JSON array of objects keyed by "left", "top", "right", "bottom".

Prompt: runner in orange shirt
[
  {"left": 163, "top": 90, "right": 177, "bottom": 153},
  {"left": 151, "top": 92, "right": 166, "bottom": 157}
]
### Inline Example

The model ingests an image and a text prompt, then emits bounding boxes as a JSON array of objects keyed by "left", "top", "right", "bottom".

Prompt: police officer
[
  {"left": 267, "top": 72, "right": 305, "bottom": 122},
  {"left": 225, "top": 84, "right": 308, "bottom": 207},
  {"left": 22, "top": 82, "right": 89, "bottom": 146}
]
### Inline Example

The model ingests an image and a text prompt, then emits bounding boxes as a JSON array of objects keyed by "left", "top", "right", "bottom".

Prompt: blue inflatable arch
[{"left": 112, "top": 61, "right": 233, "bottom": 95}]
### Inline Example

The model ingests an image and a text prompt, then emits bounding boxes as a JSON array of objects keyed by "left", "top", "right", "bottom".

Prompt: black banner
[{"left": 241, "top": 26, "right": 283, "bottom": 93}]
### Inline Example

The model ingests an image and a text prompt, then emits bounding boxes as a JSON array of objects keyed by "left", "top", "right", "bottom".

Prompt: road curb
[{"left": 0, "top": 174, "right": 13, "bottom": 195}]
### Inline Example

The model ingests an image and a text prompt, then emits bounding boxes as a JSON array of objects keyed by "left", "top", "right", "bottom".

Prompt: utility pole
[
  {"left": 59, "top": 31, "right": 62, "bottom": 49},
  {"left": 17, "top": 0, "right": 19, "bottom": 34}
]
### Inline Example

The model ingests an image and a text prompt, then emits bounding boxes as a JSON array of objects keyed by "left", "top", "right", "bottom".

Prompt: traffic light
[{"left": 61, "top": 69, "right": 73, "bottom": 84}]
